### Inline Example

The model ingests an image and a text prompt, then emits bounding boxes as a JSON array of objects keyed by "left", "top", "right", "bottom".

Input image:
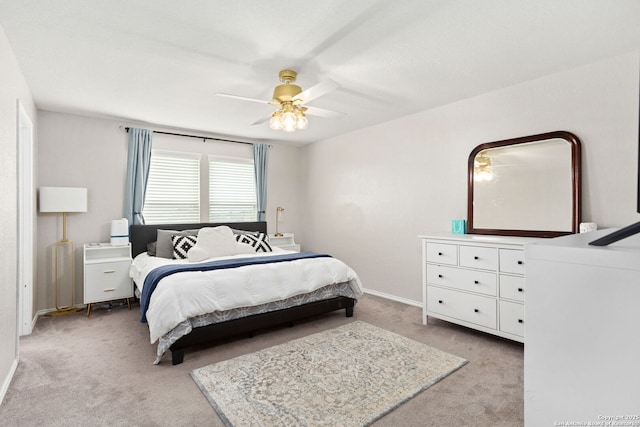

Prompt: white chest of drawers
[{"left": 420, "top": 233, "right": 539, "bottom": 342}]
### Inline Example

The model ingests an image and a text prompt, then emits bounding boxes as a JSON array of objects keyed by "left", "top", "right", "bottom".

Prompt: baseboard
[
  {"left": 35, "top": 308, "right": 50, "bottom": 318},
  {"left": 31, "top": 312, "right": 38, "bottom": 332},
  {"left": 0, "top": 358, "right": 18, "bottom": 406},
  {"left": 20, "top": 312, "right": 39, "bottom": 337},
  {"left": 362, "top": 288, "right": 422, "bottom": 308}
]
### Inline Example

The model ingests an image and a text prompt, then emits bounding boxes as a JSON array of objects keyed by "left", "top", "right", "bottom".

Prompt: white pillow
[
  {"left": 236, "top": 242, "right": 257, "bottom": 254},
  {"left": 186, "top": 246, "right": 209, "bottom": 262},
  {"left": 187, "top": 226, "right": 254, "bottom": 262}
]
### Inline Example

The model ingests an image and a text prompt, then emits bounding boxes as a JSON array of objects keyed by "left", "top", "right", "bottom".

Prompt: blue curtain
[
  {"left": 124, "top": 128, "right": 153, "bottom": 225},
  {"left": 253, "top": 144, "right": 269, "bottom": 222}
]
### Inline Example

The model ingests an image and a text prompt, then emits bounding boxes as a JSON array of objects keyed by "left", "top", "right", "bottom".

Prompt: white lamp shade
[{"left": 39, "top": 187, "right": 88, "bottom": 213}]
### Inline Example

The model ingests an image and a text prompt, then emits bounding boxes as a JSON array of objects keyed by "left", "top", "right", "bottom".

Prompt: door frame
[{"left": 17, "top": 100, "right": 34, "bottom": 336}]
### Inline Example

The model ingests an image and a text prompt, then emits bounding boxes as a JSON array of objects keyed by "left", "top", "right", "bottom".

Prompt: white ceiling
[{"left": 2, "top": 0, "right": 640, "bottom": 145}]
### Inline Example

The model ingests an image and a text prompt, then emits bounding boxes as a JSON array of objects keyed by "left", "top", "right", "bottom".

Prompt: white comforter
[{"left": 130, "top": 250, "right": 364, "bottom": 343}]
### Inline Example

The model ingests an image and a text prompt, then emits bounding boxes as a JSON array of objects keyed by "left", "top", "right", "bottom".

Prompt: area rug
[{"left": 190, "top": 321, "right": 467, "bottom": 426}]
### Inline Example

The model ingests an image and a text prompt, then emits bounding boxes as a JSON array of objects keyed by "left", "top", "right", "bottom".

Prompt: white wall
[
  {"left": 301, "top": 52, "right": 640, "bottom": 304},
  {"left": 0, "top": 25, "right": 37, "bottom": 403},
  {"left": 34, "top": 52, "right": 640, "bottom": 309},
  {"left": 36, "top": 112, "right": 302, "bottom": 311}
]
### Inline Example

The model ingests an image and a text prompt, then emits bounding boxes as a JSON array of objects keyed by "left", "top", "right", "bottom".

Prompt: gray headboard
[{"left": 129, "top": 221, "right": 268, "bottom": 257}]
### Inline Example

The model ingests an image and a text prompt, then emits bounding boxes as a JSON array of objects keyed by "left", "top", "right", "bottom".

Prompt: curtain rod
[{"left": 122, "top": 126, "right": 254, "bottom": 146}]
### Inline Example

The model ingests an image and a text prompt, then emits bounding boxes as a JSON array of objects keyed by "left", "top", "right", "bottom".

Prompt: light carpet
[{"left": 190, "top": 320, "right": 467, "bottom": 426}]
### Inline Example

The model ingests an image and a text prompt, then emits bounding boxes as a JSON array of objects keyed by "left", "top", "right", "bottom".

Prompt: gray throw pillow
[{"left": 156, "top": 229, "right": 198, "bottom": 258}]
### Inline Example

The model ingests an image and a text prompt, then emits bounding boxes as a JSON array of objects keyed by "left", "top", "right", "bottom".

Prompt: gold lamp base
[
  {"left": 275, "top": 206, "right": 285, "bottom": 237},
  {"left": 49, "top": 232, "right": 81, "bottom": 317},
  {"left": 45, "top": 306, "right": 83, "bottom": 317}
]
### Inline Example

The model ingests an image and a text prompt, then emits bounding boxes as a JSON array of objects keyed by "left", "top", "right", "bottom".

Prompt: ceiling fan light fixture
[
  {"left": 269, "top": 104, "right": 308, "bottom": 132},
  {"left": 295, "top": 111, "right": 308, "bottom": 130},
  {"left": 218, "top": 69, "right": 342, "bottom": 133},
  {"left": 282, "top": 110, "right": 297, "bottom": 132},
  {"left": 282, "top": 123, "right": 296, "bottom": 133},
  {"left": 269, "top": 111, "right": 283, "bottom": 130}
]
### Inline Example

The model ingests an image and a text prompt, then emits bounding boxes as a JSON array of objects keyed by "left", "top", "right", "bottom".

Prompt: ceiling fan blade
[
  {"left": 293, "top": 79, "right": 340, "bottom": 104},
  {"left": 217, "top": 93, "right": 272, "bottom": 105},
  {"left": 251, "top": 114, "right": 272, "bottom": 126},
  {"left": 304, "top": 105, "right": 346, "bottom": 119}
]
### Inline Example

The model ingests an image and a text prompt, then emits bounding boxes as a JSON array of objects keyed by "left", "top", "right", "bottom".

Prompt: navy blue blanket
[{"left": 140, "top": 251, "right": 331, "bottom": 323}]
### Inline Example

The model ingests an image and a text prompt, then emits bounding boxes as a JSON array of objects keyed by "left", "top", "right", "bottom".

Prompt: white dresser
[
  {"left": 83, "top": 243, "right": 133, "bottom": 316},
  {"left": 420, "top": 233, "right": 540, "bottom": 342},
  {"left": 525, "top": 230, "right": 640, "bottom": 426}
]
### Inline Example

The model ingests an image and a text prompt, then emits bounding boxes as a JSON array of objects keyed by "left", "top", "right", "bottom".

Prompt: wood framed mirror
[{"left": 467, "top": 131, "right": 582, "bottom": 237}]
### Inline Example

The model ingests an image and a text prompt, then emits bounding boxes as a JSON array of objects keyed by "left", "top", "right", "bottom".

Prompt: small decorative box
[{"left": 451, "top": 219, "right": 466, "bottom": 234}]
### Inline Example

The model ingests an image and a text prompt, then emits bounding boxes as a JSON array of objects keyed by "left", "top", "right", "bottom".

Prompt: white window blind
[
  {"left": 142, "top": 150, "right": 200, "bottom": 224},
  {"left": 209, "top": 156, "right": 257, "bottom": 222}
]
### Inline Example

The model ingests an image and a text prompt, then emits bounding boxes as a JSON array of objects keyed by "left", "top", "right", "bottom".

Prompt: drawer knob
[
  {"left": 474, "top": 308, "right": 479, "bottom": 313},
  {"left": 438, "top": 252, "right": 443, "bottom": 256},
  {"left": 473, "top": 256, "right": 479, "bottom": 260},
  {"left": 474, "top": 280, "right": 479, "bottom": 284},
  {"left": 518, "top": 319, "right": 524, "bottom": 324},
  {"left": 517, "top": 288, "right": 523, "bottom": 292},
  {"left": 438, "top": 274, "right": 443, "bottom": 278},
  {"left": 517, "top": 260, "right": 523, "bottom": 265},
  {"left": 103, "top": 269, "right": 116, "bottom": 274},
  {"left": 104, "top": 288, "right": 116, "bottom": 292},
  {"left": 438, "top": 300, "right": 443, "bottom": 304}
]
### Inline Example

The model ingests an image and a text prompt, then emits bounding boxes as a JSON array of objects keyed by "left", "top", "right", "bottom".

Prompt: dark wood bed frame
[{"left": 129, "top": 221, "right": 356, "bottom": 365}]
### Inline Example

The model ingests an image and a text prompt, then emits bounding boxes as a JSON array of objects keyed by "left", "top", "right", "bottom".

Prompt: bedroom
[{"left": 2, "top": 1, "right": 640, "bottom": 425}]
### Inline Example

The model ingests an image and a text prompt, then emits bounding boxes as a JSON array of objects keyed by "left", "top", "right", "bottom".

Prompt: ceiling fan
[{"left": 217, "top": 70, "right": 345, "bottom": 132}]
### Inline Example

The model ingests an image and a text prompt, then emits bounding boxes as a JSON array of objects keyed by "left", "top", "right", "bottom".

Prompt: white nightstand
[
  {"left": 83, "top": 243, "right": 133, "bottom": 316},
  {"left": 268, "top": 233, "right": 301, "bottom": 252}
]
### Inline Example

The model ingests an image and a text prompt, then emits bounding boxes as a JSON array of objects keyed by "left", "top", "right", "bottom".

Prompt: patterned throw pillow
[
  {"left": 235, "top": 232, "right": 272, "bottom": 252},
  {"left": 171, "top": 235, "right": 198, "bottom": 259}
]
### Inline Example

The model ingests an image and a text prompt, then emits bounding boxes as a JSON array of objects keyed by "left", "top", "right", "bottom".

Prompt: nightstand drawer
[
  {"left": 84, "top": 260, "right": 132, "bottom": 303},
  {"left": 427, "top": 286, "right": 497, "bottom": 329}
]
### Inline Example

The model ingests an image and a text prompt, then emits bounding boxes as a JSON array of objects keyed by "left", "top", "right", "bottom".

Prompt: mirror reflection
[{"left": 467, "top": 131, "right": 581, "bottom": 237}]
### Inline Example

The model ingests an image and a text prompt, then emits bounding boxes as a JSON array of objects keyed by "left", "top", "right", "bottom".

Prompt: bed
[{"left": 129, "top": 221, "right": 362, "bottom": 365}]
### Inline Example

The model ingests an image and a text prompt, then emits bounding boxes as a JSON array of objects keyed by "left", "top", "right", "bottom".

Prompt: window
[
  {"left": 209, "top": 156, "right": 257, "bottom": 222},
  {"left": 142, "top": 151, "right": 200, "bottom": 224},
  {"left": 141, "top": 151, "right": 257, "bottom": 224}
]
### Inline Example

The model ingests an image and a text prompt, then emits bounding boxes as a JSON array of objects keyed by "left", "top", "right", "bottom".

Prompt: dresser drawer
[
  {"left": 427, "top": 286, "right": 497, "bottom": 329},
  {"left": 425, "top": 242, "right": 458, "bottom": 265},
  {"left": 427, "top": 265, "right": 497, "bottom": 296},
  {"left": 499, "top": 300, "right": 524, "bottom": 337},
  {"left": 500, "top": 274, "right": 525, "bottom": 302},
  {"left": 499, "top": 249, "right": 525, "bottom": 274},
  {"left": 459, "top": 245, "right": 497, "bottom": 271},
  {"left": 84, "top": 261, "right": 133, "bottom": 303}
]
